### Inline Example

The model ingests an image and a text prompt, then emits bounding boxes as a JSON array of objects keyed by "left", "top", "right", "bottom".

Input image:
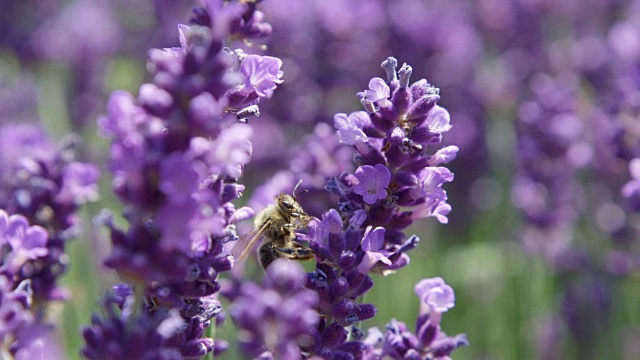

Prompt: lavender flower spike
[
  {"left": 362, "top": 277, "right": 467, "bottom": 359},
  {"left": 228, "top": 259, "right": 319, "bottom": 359},
  {"left": 86, "top": 1, "right": 283, "bottom": 358},
  {"left": 0, "top": 209, "right": 65, "bottom": 359},
  {"left": 0, "top": 123, "right": 100, "bottom": 302},
  {"left": 294, "top": 56, "right": 461, "bottom": 358}
]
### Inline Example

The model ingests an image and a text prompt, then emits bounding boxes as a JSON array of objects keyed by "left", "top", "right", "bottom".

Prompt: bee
[{"left": 233, "top": 180, "right": 315, "bottom": 269}]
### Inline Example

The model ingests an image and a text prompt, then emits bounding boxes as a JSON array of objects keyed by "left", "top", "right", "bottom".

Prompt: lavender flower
[
  {"left": 82, "top": 289, "right": 185, "bottom": 360},
  {"left": 359, "top": 78, "right": 392, "bottom": 108},
  {"left": 0, "top": 211, "right": 48, "bottom": 275},
  {"left": 511, "top": 73, "right": 584, "bottom": 265},
  {"left": 0, "top": 210, "right": 65, "bottom": 359},
  {"left": 414, "top": 277, "right": 455, "bottom": 340},
  {"left": 357, "top": 226, "right": 392, "bottom": 274},
  {"left": 86, "top": 1, "right": 283, "bottom": 358},
  {"left": 352, "top": 164, "right": 391, "bottom": 205},
  {"left": 0, "top": 123, "right": 99, "bottom": 302},
  {"left": 278, "top": 57, "right": 461, "bottom": 358},
  {"left": 319, "top": 57, "right": 456, "bottom": 262},
  {"left": 239, "top": 54, "right": 284, "bottom": 98},
  {"left": 334, "top": 111, "right": 370, "bottom": 146},
  {"left": 227, "top": 259, "right": 318, "bottom": 359},
  {"left": 363, "top": 277, "right": 467, "bottom": 360}
]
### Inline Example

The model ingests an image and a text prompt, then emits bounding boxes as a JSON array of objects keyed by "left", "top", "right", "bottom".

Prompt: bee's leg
[{"left": 274, "top": 246, "right": 315, "bottom": 261}]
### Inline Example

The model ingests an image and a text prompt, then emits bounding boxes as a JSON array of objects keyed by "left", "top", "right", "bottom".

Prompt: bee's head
[
  {"left": 276, "top": 180, "right": 309, "bottom": 218},
  {"left": 276, "top": 193, "right": 304, "bottom": 217}
]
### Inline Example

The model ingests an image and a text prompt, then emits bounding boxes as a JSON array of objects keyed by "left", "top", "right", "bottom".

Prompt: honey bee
[{"left": 233, "top": 180, "right": 315, "bottom": 269}]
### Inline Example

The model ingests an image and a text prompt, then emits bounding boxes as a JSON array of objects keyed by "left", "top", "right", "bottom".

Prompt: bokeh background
[{"left": 1, "top": 0, "right": 640, "bottom": 359}]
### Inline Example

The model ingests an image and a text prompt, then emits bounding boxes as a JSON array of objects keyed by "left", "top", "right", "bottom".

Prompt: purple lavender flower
[
  {"left": 239, "top": 54, "right": 284, "bottom": 98},
  {"left": 87, "top": 1, "right": 282, "bottom": 358},
  {"left": 0, "top": 123, "right": 99, "bottom": 302},
  {"left": 334, "top": 111, "right": 370, "bottom": 146},
  {"left": 0, "top": 276, "right": 33, "bottom": 347},
  {"left": 0, "top": 210, "right": 49, "bottom": 275},
  {"left": 353, "top": 164, "right": 391, "bottom": 205},
  {"left": 358, "top": 77, "right": 392, "bottom": 108},
  {"left": 241, "top": 57, "right": 459, "bottom": 358},
  {"left": 357, "top": 226, "right": 392, "bottom": 274},
  {"left": 414, "top": 277, "right": 455, "bottom": 342},
  {"left": 320, "top": 57, "right": 456, "bottom": 252},
  {"left": 82, "top": 291, "right": 184, "bottom": 360},
  {"left": 363, "top": 278, "right": 467, "bottom": 360},
  {"left": 227, "top": 259, "right": 319, "bottom": 359},
  {"left": 0, "top": 210, "right": 65, "bottom": 359}
]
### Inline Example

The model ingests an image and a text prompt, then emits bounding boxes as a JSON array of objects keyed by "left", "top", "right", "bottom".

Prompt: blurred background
[{"left": 1, "top": 0, "right": 639, "bottom": 359}]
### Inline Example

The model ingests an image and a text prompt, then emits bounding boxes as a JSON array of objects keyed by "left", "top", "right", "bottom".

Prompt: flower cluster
[
  {"left": 228, "top": 57, "right": 465, "bottom": 359},
  {"left": 363, "top": 278, "right": 467, "bottom": 359},
  {"left": 84, "top": 0, "right": 284, "bottom": 358},
  {"left": 319, "top": 57, "right": 457, "bottom": 274},
  {"left": 0, "top": 123, "right": 99, "bottom": 302},
  {"left": 0, "top": 209, "right": 65, "bottom": 359},
  {"left": 511, "top": 73, "right": 586, "bottom": 266},
  {"left": 225, "top": 259, "right": 318, "bottom": 359},
  {"left": 82, "top": 283, "right": 225, "bottom": 359},
  {"left": 293, "top": 58, "right": 459, "bottom": 359}
]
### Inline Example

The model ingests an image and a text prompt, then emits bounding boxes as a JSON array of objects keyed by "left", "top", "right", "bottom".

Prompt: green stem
[
  {"left": 206, "top": 320, "right": 216, "bottom": 360},
  {"left": 127, "top": 282, "right": 145, "bottom": 329}
]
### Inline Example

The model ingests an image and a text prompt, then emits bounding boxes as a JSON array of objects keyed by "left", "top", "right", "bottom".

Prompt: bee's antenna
[{"left": 293, "top": 179, "right": 308, "bottom": 200}]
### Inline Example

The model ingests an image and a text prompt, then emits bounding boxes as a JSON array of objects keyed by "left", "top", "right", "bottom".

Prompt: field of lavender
[{"left": 1, "top": 0, "right": 639, "bottom": 359}]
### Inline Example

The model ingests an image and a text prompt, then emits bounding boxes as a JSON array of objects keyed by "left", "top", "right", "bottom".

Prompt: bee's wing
[{"left": 232, "top": 219, "right": 272, "bottom": 265}]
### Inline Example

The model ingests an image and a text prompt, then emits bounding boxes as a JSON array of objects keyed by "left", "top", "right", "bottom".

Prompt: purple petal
[
  {"left": 361, "top": 226, "right": 385, "bottom": 252},
  {"left": 425, "top": 105, "right": 452, "bottom": 133}
]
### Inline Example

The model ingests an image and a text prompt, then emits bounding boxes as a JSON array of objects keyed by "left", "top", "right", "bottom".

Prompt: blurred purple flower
[
  {"left": 0, "top": 210, "right": 49, "bottom": 275},
  {"left": 622, "top": 158, "right": 640, "bottom": 209},
  {"left": 228, "top": 260, "right": 318, "bottom": 359},
  {"left": 353, "top": 164, "right": 391, "bottom": 205},
  {"left": 0, "top": 210, "right": 66, "bottom": 359},
  {"left": 334, "top": 111, "right": 370, "bottom": 145},
  {"left": 56, "top": 162, "right": 100, "bottom": 205},
  {"left": 0, "top": 123, "right": 98, "bottom": 302},
  {"left": 82, "top": 293, "right": 184, "bottom": 360},
  {"left": 31, "top": 0, "right": 120, "bottom": 64},
  {"left": 0, "top": 276, "right": 33, "bottom": 345},
  {"left": 188, "top": 123, "right": 253, "bottom": 179},
  {"left": 415, "top": 277, "right": 455, "bottom": 319},
  {"left": 88, "top": 2, "right": 283, "bottom": 358},
  {"left": 11, "top": 322, "right": 66, "bottom": 360}
]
